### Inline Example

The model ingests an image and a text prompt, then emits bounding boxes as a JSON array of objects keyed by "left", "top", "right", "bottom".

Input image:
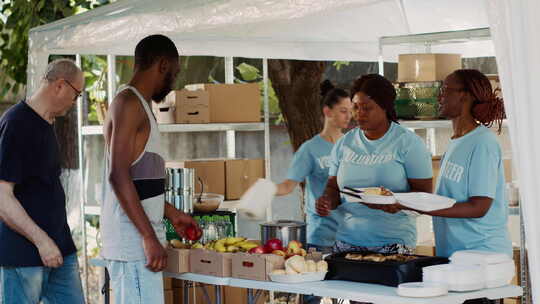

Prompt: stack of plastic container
[{"left": 423, "top": 250, "right": 515, "bottom": 291}]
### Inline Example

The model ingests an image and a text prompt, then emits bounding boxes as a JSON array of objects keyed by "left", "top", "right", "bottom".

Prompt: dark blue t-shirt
[{"left": 0, "top": 101, "right": 76, "bottom": 267}]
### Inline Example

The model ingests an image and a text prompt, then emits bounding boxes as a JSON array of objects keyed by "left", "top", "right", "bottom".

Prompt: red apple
[
  {"left": 264, "top": 238, "right": 283, "bottom": 252},
  {"left": 248, "top": 246, "right": 266, "bottom": 254},
  {"left": 185, "top": 225, "right": 202, "bottom": 241}
]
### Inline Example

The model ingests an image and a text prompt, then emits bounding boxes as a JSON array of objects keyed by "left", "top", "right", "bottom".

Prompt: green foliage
[
  {"left": 333, "top": 61, "right": 350, "bottom": 71},
  {"left": 234, "top": 62, "right": 282, "bottom": 124},
  {"left": 82, "top": 55, "right": 108, "bottom": 124},
  {"left": 0, "top": 0, "right": 111, "bottom": 98}
]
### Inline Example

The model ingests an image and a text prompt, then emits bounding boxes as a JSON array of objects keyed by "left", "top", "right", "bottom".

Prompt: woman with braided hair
[
  {"left": 383, "top": 69, "right": 511, "bottom": 265},
  {"left": 316, "top": 74, "right": 433, "bottom": 259},
  {"left": 431, "top": 69, "right": 511, "bottom": 258}
]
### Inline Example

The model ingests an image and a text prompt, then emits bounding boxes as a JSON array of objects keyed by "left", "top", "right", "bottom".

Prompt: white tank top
[{"left": 100, "top": 85, "right": 166, "bottom": 261}]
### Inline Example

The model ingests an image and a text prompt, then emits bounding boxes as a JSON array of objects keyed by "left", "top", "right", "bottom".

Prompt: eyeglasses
[
  {"left": 63, "top": 79, "right": 82, "bottom": 101},
  {"left": 439, "top": 86, "right": 465, "bottom": 96}
]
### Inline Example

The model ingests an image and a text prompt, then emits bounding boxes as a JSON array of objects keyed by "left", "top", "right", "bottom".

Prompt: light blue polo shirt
[
  {"left": 329, "top": 123, "right": 433, "bottom": 248},
  {"left": 287, "top": 135, "right": 340, "bottom": 247},
  {"left": 433, "top": 125, "right": 512, "bottom": 258}
]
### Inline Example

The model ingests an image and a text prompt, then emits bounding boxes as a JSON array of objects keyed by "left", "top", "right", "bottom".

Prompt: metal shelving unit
[
  {"left": 399, "top": 119, "right": 508, "bottom": 130},
  {"left": 81, "top": 122, "right": 265, "bottom": 135},
  {"left": 77, "top": 55, "right": 272, "bottom": 299},
  {"left": 379, "top": 29, "right": 528, "bottom": 304}
]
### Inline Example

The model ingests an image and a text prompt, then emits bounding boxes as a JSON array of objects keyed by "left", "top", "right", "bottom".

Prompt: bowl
[{"left": 193, "top": 193, "right": 224, "bottom": 213}]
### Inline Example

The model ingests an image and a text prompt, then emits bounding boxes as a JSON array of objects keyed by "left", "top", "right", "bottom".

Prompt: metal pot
[
  {"left": 165, "top": 167, "right": 195, "bottom": 214},
  {"left": 260, "top": 220, "right": 306, "bottom": 248}
]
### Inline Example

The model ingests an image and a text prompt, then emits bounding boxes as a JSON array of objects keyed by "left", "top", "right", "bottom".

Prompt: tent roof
[{"left": 29, "top": 0, "right": 494, "bottom": 62}]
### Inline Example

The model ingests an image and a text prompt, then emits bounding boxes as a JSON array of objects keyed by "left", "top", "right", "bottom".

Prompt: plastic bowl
[{"left": 193, "top": 193, "right": 224, "bottom": 213}]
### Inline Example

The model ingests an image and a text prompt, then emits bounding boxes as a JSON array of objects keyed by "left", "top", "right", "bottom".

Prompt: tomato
[{"left": 185, "top": 225, "right": 202, "bottom": 241}]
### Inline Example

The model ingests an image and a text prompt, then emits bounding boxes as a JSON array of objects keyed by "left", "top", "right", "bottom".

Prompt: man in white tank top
[{"left": 101, "top": 35, "right": 198, "bottom": 304}]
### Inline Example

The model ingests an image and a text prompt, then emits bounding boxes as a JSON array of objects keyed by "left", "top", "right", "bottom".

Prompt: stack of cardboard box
[
  {"left": 155, "top": 83, "right": 261, "bottom": 124},
  {"left": 166, "top": 159, "right": 265, "bottom": 200},
  {"left": 164, "top": 277, "right": 174, "bottom": 304},
  {"left": 171, "top": 279, "right": 266, "bottom": 304},
  {"left": 397, "top": 53, "right": 462, "bottom": 82}
]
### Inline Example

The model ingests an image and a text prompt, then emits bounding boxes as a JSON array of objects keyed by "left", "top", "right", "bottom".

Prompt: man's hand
[
  {"left": 143, "top": 236, "right": 167, "bottom": 272},
  {"left": 316, "top": 195, "right": 332, "bottom": 217},
  {"left": 36, "top": 236, "right": 63, "bottom": 268},
  {"left": 168, "top": 208, "right": 199, "bottom": 239}
]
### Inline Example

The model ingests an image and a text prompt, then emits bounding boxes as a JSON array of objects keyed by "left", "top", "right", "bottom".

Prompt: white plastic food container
[
  {"left": 397, "top": 282, "right": 448, "bottom": 298},
  {"left": 450, "top": 250, "right": 510, "bottom": 265},
  {"left": 423, "top": 264, "right": 485, "bottom": 292},
  {"left": 269, "top": 271, "right": 327, "bottom": 283},
  {"left": 450, "top": 250, "right": 515, "bottom": 289}
]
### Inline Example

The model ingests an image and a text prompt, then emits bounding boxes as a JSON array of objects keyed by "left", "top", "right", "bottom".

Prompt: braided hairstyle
[
  {"left": 320, "top": 80, "right": 349, "bottom": 109},
  {"left": 350, "top": 74, "right": 398, "bottom": 123},
  {"left": 452, "top": 69, "right": 505, "bottom": 133}
]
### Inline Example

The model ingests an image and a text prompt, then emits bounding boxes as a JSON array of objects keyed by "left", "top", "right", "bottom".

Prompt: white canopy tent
[
  {"left": 27, "top": 0, "right": 494, "bottom": 91},
  {"left": 26, "top": 0, "right": 539, "bottom": 302}
]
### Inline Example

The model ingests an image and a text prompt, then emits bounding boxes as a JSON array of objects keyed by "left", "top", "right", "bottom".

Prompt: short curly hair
[{"left": 135, "top": 34, "right": 179, "bottom": 71}]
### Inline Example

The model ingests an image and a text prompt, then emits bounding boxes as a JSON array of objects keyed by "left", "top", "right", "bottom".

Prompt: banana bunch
[{"left": 191, "top": 237, "right": 259, "bottom": 253}]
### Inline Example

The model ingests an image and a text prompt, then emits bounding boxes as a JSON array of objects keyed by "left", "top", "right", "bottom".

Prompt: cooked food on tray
[
  {"left": 362, "top": 253, "right": 387, "bottom": 262},
  {"left": 362, "top": 187, "right": 393, "bottom": 196},
  {"left": 344, "top": 253, "right": 417, "bottom": 263},
  {"left": 385, "top": 254, "right": 417, "bottom": 262},
  {"left": 344, "top": 253, "right": 364, "bottom": 261}
]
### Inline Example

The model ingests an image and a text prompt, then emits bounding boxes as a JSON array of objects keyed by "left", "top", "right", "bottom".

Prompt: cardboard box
[
  {"left": 223, "top": 286, "right": 267, "bottom": 304},
  {"left": 169, "top": 90, "right": 211, "bottom": 124},
  {"left": 432, "top": 157, "right": 441, "bottom": 193},
  {"left": 196, "top": 284, "right": 218, "bottom": 304},
  {"left": 172, "top": 278, "right": 184, "bottom": 288},
  {"left": 164, "top": 290, "right": 174, "bottom": 304},
  {"left": 416, "top": 245, "right": 436, "bottom": 257},
  {"left": 167, "top": 160, "right": 226, "bottom": 195},
  {"left": 163, "top": 276, "right": 173, "bottom": 290},
  {"left": 190, "top": 249, "right": 233, "bottom": 277},
  {"left": 173, "top": 286, "right": 196, "bottom": 304},
  {"left": 153, "top": 103, "right": 176, "bottom": 124},
  {"left": 204, "top": 83, "right": 260, "bottom": 123},
  {"left": 167, "top": 83, "right": 261, "bottom": 123},
  {"left": 231, "top": 253, "right": 285, "bottom": 281},
  {"left": 225, "top": 159, "right": 265, "bottom": 200},
  {"left": 165, "top": 248, "right": 190, "bottom": 274},
  {"left": 398, "top": 54, "right": 462, "bottom": 82},
  {"left": 173, "top": 283, "right": 266, "bottom": 304},
  {"left": 504, "top": 159, "right": 512, "bottom": 183}
]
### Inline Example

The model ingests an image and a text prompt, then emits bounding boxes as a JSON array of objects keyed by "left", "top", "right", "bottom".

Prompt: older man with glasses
[{"left": 0, "top": 58, "right": 85, "bottom": 304}]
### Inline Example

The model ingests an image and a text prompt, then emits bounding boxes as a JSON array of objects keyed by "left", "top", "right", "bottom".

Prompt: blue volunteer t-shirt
[
  {"left": 287, "top": 135, "right": 340, "bottom": 247},
  {"left": 0, "top": 101, "right": 77, "bottom": 266},
  {"left": 433, "top": 125, "right": 512, "bottom": 258},
  {"left": 329, "top": 122, "right": 432, "bottom": 248}
]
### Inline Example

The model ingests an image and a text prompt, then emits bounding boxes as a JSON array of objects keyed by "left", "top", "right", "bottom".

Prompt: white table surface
[
  {"left": 228, "top": 278, "right": 522, "bottom": 304},
  {"left": 90, "top": 259, "right": 231, "bottom": 286},
  {"left": 90, "top": 259, "right": 522, "bottom": 304}
]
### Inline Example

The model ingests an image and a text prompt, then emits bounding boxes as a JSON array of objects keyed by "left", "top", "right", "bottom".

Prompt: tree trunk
[{"left": 268, "top": 60, "right": 326, "bottom": 151}]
